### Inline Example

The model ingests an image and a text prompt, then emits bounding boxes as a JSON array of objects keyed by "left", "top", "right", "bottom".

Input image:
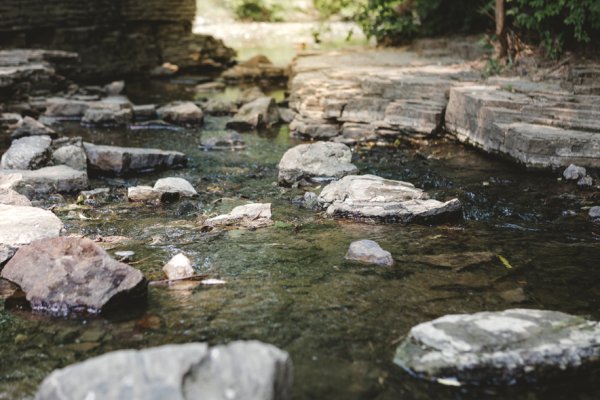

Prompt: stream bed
[{"left": 1, "top": 78, "right": 600, "bottom": 400}]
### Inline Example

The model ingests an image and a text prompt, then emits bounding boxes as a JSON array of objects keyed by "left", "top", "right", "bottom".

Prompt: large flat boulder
[
  {"left": 277, "top": 142, "right": 358, "bottom": 186},
  {"left": 445, "top": 80, "right": 600, "bottom": 168},
  {"left": 0, "top": 165, "right": 88, "bottom": 194},
  {"left": 0, "top": 205, "right": 63, "bottom": 265},
  {"left": 317, "top": 174, "right": 461, "bottom": 223},
  {"left": 1, "top": 135, "right": 53, "bottom": 170},
  {"left": 83, "top": 142, "right": 187, "bottom": 175},
  {"left": 36, "top": 340, "right": 292, "bottom": 400},
  {"left": 1, "top": 237, "right": 146, "bottom": 315},
  {"left": 394, "top": 309, "right": 600, "bottom": 385}
]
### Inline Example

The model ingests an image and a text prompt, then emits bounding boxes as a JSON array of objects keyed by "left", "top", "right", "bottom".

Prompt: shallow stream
[{"left": 1, "top": 78, "right": 599, "bottom": 400}]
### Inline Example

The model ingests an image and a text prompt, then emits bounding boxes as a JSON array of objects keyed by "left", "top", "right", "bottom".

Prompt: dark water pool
[{"left": 1, "top": 79, "right": 599, "bottom": 400}]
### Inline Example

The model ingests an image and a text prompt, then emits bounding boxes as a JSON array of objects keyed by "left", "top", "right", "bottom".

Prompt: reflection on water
[{"left": 0, "top": 79, "right": 599, "bottom": 400}]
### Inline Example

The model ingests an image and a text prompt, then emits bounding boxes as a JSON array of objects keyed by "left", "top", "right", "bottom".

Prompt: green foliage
[
  {"left": 507, "top": 0, "right": 600, "bottom": 58},
  {"left": 231, "top": 0, "right": 283, "bottom": 22},
  {"left": 354, "top": 0, "right": 490, "bottom": 45}
]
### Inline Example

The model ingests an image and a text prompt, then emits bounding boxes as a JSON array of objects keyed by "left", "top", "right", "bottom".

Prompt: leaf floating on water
[
  {"left": 497, "top": 255, "right": 513, "bottom": 269},
  {"left": 436, "top": 377, "right": 461, "bottom": 387}
]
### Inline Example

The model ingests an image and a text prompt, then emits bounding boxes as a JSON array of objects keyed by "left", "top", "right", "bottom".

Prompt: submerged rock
[
  {"left": 317, "top": 175, "right": 461, "bottom": 223},
  {"left": 0, "top": 165, "right": 88, "bottom": 194},
  {"left": 157, "top": 101, "right": 204, "bottom": 125},
  {"left": 154, "top": 177, "right": 197, "bottom": 197},
  {"left": 10, "top": 116, "right": 56, "bottom": 140},
  {"left": 205, "top": 203, "right": 273, "bottom": 229},
  {"left": 36, "top": 341, "right": 292, "bottom": 400},
  {"left": 83, "top": 142, "right": 186, "bottom": 175},
  {"left": 394, "top": 308, "right": 600, "bottom": 385},
  {"left": 345, "top": 240, "right": 394, "bottom": 266},
  {"left": 277, "top": 142, "right": 357, "bottom": 186},
  {"left": 563, "top": 164, "right": 587, "bottom": 180},
  {"left": 0, "top": 205, "right": 63, "bottom": 265},
  {"left": 199, "top": 132, "right": 246, "bottom": 151},
  {"left": 163, "top": 253, "right": 194, "bottom": 280},
  {"left": 226, "top": 97, "right": 280, "bottom": 131},
  {"left": 1, "top": 237, "right": 146, "bottom": 315},
  {"left": 1, "top": 135, "right": 52, "bottom": 170},
  {"left": 127, "top": 186, "right": 162, "bottom": 202}
]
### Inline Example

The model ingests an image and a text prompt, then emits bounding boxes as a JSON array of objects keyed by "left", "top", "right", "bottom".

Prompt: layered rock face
[{"left": 0, "top": 0, "right": 235, "bottom": 80}]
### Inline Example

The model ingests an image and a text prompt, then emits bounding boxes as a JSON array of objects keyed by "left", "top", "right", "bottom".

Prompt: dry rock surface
[
  {"left": 36, "top": 341, "right": 292, "bottom": 400},
  {"left": 278, "top": 142, "right": 357, "bottom": 186},
  {"left": 205, "top": 203, "right": 273, "bottom": 229},
  {"left": 84, "top": 143, "right": 186, "bottom": 175},
  {"left": 157, "top": 101, "right": 204, "bottom": 125},
  {"left": 317, "top": 175, "right": 461, "bottom": 223},
  {"left": 394, "top": 309, "right": 600, "bottom": 384},
  {"left": 345, "top": 240, "right": 394, "bottom": 266},
  {"left": 0, "top": 165, "right": 88, "bottom": 194},
  {"left": 226, "top": 97, "right": 280, "bottom": 131},
  {"left": 163, "top": 253, "right": 194, "bottom": 280},
  {"left": 1, "top": 237, "right": 146, "bottom": 315},
  {"left": 0, "top": 204, "right": 63, "bottom": 265}
]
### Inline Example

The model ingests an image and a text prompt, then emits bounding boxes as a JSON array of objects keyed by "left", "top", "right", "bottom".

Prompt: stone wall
[{"left": 0, "top": 0, "right": 235, "bottom": 80}]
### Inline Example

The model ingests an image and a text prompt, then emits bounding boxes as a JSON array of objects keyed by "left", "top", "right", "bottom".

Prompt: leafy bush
[
  {"left": 508, "top": 0, "right": 600, "bottom": 58},
  {"left": 232, "top": 0, "right": 283, "bottom": 22}
]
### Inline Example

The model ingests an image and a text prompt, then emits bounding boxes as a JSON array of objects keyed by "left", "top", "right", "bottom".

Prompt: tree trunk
[{"left": 495, "top": 0, "right": 508, "bottom": 58}]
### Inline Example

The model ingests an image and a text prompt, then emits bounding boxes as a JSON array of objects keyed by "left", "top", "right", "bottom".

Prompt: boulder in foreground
[
  {"left": 0, "top": 205, "right": 63, "bottom": 265},
  {"left": 317, "top": 175, "right": 461, "bottom": 223},
  {"left": 278, "top": 142, "right": 357, "bottom": 186},
  {"left": 1, "top": 237, "right": 146, "bottom": 315},
  {"left": 394, "top": 308, "right": 600, "bottom": 385},
  {"left": 36, "top": 341, "right": 292, "bottom": 400}
]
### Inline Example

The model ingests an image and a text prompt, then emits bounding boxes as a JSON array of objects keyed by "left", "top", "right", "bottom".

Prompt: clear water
[{"left": 1, "top": 79, "right": 600, "bottom": 400}]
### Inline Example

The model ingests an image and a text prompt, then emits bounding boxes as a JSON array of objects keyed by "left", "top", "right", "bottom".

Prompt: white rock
[
  {"left": 153, "top": 177, "right": 197, "bottom": 197},
  {"left": 163, "top": 253, "right": 195, "bottom": 280}
]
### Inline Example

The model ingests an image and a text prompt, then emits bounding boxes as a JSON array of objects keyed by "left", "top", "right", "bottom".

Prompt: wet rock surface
[
  {"left": 36, "top": 341, "right": 292, "bottom": 400},
  {"left": 394, "top": 309, "right": 600, "bottom": 385},
  {"left": 154, "top": 177, "right": 197, "bottom": 197},
  {"left": 1, "top": 237, "right": 146, "bottom": 315},
  {"left": 157, "top": 101, "right": 204, "bottom": 125},
  {"left": 10, "top": 116, "right": 56, "bottom": 140},
  {"left": 317, "top": 175, "right": 462, "bottom": 223},
  {"left": 0, "top": 204, "right": 63, "bottom": 265},
  {"left": 83, "top": 142, "right": 187, "bottom": 175},
  {"left": 277, "top": 142, "right": 358, "bottom": 186},
  {"left": 163, "top": 253, "right": 194, "bottom": 280},
  {"left": 345, "top": 240, "right": 394, "bottom": 266}
]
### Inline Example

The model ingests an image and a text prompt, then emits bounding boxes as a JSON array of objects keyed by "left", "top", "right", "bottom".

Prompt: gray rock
[
  {"left": 317, "top": 175, "right": 462, "bottom": 223},
  {"left": 1, "top": 237, "right": 146, "bottom": 316},
  {"left": 132, "top": 104, "right": 157, "bottom": 120},
  {"left": 36, "top": 340, "right": 292, "bottom": 400},
  {"left": 345, "top": 240, "right": 394, "bottom": 266},
  {"left": 394, "top": 308, "right": 600, "bottom": 385},
  {"left": 277, "top": 142, "right": 358, "bottom": 186},
  {"left": 223, "top": 54, "right": 287, "bottom": 83},
  {"left": 154, "top": 177, "right": 197, "bottom": 197},
  {"left": 163, "top": 253, "right": 194, "bottom": 280},
  {"left": 564, "top": 164, "right": 587, "bottom": 180},
  {"left": 82, "top": 105, "right": 133, "bottom": 126},
  {"left": 105, "top": 80, "right": 125, "bottom": 95},
  {"left": 114, "top": 250, "right": 135, "bottom": 262},
  {"left": 52, "top": 144, "right": 87, "bottom": 171},
  {"left": 202, "top": 98, "right": 237, "bottom": 116},
  {"left": 279, "top": 108, "right": 296, "bottom": 123},
  {"left": 1, "top": 135, "right": 52, "bottom": 170},
  {"left": 205, "top": 203, "right": 273, "bottom": 229},
  {"left": 127, "top": 186, "right": 162, "bottom": 202},
  {"left": 0, "top": 165, "right": 88, "bottom": 194},
  {"left": 0, "top": 204, "right": 63, "bottom": 265},
  {"left": 0, "top": 187, "right": 32, "bottom": 206},
  {"left": 79, "top": 188, "right": 110, "bottom": 203},
  {"left": 200, "top": 132, "right": 246, "bottom": 151},
  {"left": 44, "top": 97, "right": 91, "bottom": 119},
  {"left": 129, "top": 120, "right": 182, "bottom": 131},
  {"left": 157, "top": 101, "right": 204, "bottom": 125},
  {"left": 195, "top": 81, "right": 226, "bottom": 92},
  {"left": 226, "top": 97, "right": 280, "bottom": 131},
  {"left": 577, "top": 175, "right": 593, "bottom": 187},
  {"left": 236, "top": 87, "right": 266, "bottom": 105},
  {"left": 589, "top": 206, "right": 600, "bottom": 221},
  {"left": 10, "top": 116, "right": 56, "bottom": 140},
  {"left": 83, "top": 142, "right": 186, "bottom": 175}
]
